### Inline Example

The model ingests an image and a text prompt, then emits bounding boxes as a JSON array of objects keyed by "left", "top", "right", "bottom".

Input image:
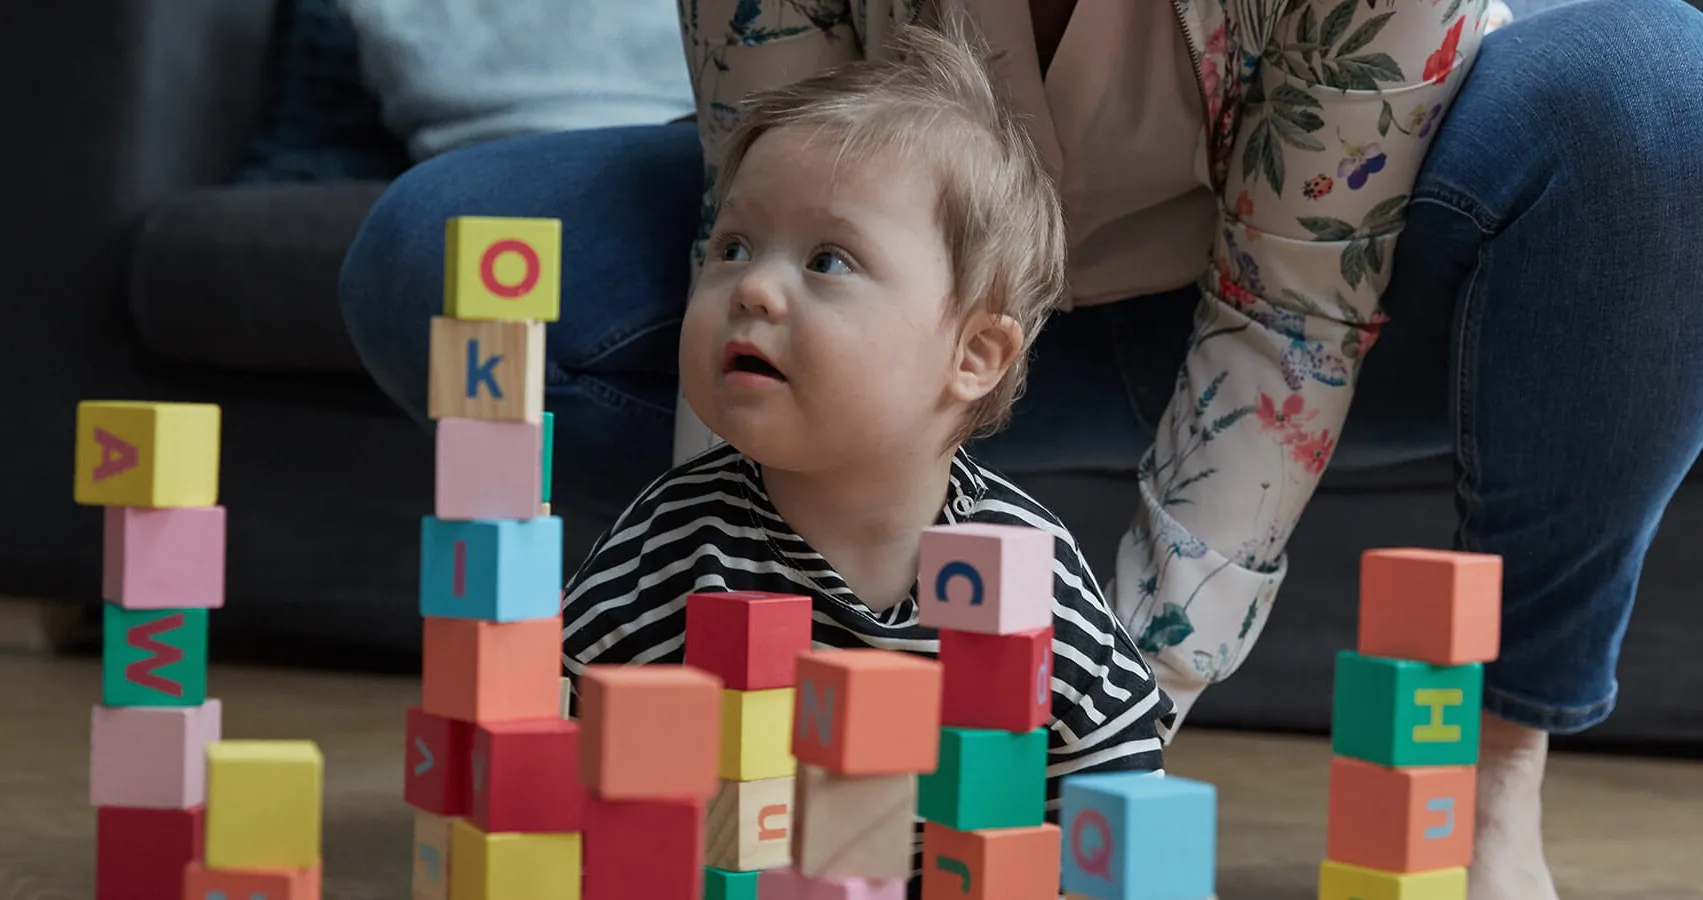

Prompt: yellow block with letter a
[{"left": 73, "top": 401, "right": 220, "bottom": 507}]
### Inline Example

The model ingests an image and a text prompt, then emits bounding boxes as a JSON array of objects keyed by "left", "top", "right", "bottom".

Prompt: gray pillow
[{"left": 336, "top": 0, "right": 695, "bottom": 161}]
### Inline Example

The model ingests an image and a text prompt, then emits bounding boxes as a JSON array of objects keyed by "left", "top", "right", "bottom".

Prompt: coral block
[
  {"left": 404, "top": 706, "right": 474, "bottom": 816},
  {"left": 182, "top": 863, "right": 320, "bottom": 900},
  {"left": 1359, "top": 548, "right": 1502, "bottom": 665},
  {"left": 450, "top": 820, "right": 582, "bottom": 900},
  {"left": 1326, "top": 756, "right": 1475, "bottom": 873},
  {"left": 102, "top": 505, "right": 226, "bottom": 609},
  {"left": 101, "top": 603, "right": 208, "bottom": 707},
  {"left": 471, "top": 718, "right": 586, "bottom": 833},
  {"left": 1060, "top": 772, "right": 1215, "bottom": 900},
  {"left": 73, "top": 400, "right": 220, "bottom": 508},
  {"left": 939, "top": 626, "right": 1050, "bottom": 732},
  {"left": 917, "top": 524, "right": 1053, "bottom": 634},
  {"left": 685, "top": 591, "right": 815, "bottom": 691},
  {"left": 1331, "top": 651, "right": 1483, "bottom": 767},
  {"left": 95, "top": 805, "right": 202, "bottom": 900},
  {"left": 917, "top": 727, "right": 1047, "bottom": 830},
  {"left": 578, "top": 664, "right": 723, "bottom": 799},
  {"left": 921, "top": 821, "right": 1061, "bottom": 900},
  {"left": 1317, "top": 861, "right": 1467, "bottom": 899},
  {"left": 583, "top": 795, "right": 704, "bottom": 900},
  {"left": 421, "top": 615, "right": 562, "bottom": 723},
  {"left": 89, "top": 700, "right": 221, "bottom": 808},
  {"left": 443, "top": 216, "right": 562, "bottom": 322},
  {"left": 419, "top": 516, "right": 562, "bottom": 621},
  {"left": 793, "top": 649, "right": 942, "bottom": 776},
  {"left": 434, "top": 418, "right": 544, "bottom": 520}
]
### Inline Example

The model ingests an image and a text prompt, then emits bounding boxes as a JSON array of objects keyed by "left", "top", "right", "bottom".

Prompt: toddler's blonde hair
[{"left": 712, "top": 4, "right": 1068, "bottom": 445}]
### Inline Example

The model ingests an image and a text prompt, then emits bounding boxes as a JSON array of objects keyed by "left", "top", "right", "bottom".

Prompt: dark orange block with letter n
[
  {"left": 577, "top": 664, "right": 722, "bottom": 799},
  {"left": 1358, "top": 548, "right": 1501, "bottom": 665},
  {"left": 793, "top": 649, "right": 943, "bottom": 776},
  {"left": 921, "top": 821, "right": 1060, "bottom": 900},
  {"left": 421, "top": 616, "right": 561, "bottom": 723}
]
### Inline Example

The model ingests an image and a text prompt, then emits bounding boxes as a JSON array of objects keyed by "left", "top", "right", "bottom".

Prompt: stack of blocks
[
  {"left": 684, "top": 591, "right": 816, "bottom": 898},
  {"left": 77, "top": 400, "right": 226, "bottom": 900},
  {"left": 405, "top": 215, "right": 580, "bottom": 899},
  {"left": 1319, "top": 548, "right": 1502, "bottom": 900}
]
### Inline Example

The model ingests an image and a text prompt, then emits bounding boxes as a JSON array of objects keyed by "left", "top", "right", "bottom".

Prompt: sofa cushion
[{"left": 128, "top": 182, "right": 386, "bottom": 375}]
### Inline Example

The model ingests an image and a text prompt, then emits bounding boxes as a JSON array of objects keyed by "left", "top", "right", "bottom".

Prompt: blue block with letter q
[
  {"left": 419, "top": 516, "right": 562, "bottom": 622},
  {"left": 1060, "top": 771, "right": 1215, "bottom": 900}
]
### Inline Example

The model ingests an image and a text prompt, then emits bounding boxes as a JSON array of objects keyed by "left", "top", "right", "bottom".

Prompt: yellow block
[
  {"left": 719, "top": 687, "right": 796, "bottom": 781},
  {"left": 444, "top": 216, "right": 562, "bottom": 322},
  {"left": 1318, "top": 861, "right": 1467, "bottom": 899},
  {"left": 412, "top": 810, "right": 454, "bottom": 900},
  {"left": 450, "top": 819, "right": 581, "bottom": 900},
  {"left": 204, "top": 740, "right": 324, "bottom": 869},
  {"left": 73, "top": 401, "right": 220, "bottom": 507}
]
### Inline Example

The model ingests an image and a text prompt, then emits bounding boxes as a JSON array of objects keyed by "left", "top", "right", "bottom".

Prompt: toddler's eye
[
  {"left": 718, "top": 240, "right": 751, "bottom": 262},
  {"left": 807, "top": 250, "right": 852, "bottom": 275}
]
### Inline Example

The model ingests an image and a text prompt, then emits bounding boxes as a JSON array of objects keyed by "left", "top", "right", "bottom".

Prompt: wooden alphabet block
[
  {"left": 704, "top": 866, "right": 761, "bottom": 900},
  {"left": 102, "top": 505, "right": 225, "bottom": 609},
  {"left": 706, "top": 775, "right": 794, "bottom": 871},
  {"left": 471, "top": 718, "right": 587, "bottom": 833},
  {"left": 793, "top": 649, "right": 942, "bottom": 776},
  {"left": 920, "top": 821, "right": 1061, "bottom": 900},
  {"left": 917, "top": 727, "right": 1047, "bottom": 830},
  {"left": 427, "top": 317, "right": 545, "bottom": 422},
  {"left": 1359, "top": 549, "right": 1502, "bottom": 665},
  {"left": 583, "top": 795, "right": 704, "bottom": 900},
  {"left": 1060, "top": 771, "right": 1215, "bottom": 900},
  {"left": 939, "top": 626, "right": 1050, "bottom": 732},
  {"left": 720, "top": 687, "right": 796, "bottom": 781},
  {"left": 757, "top": 868, "right": 906, "bottom": 899},
  {"left": 421, "top": 615, "right": 562, "bottom": 723},
  {"left": 183, "top": 863, "right": 320, "bottom": 900},
  {"left": 101, "top": 604, "right": 207, "bottom": 707},
  {"left": 74, "top": 400, "right": 220, "bottom": 508},
  {"left": 1331, "top": 651, "right": 1484, "bottom": 767},
  {"left": 418, "top": 516, "right": 562, "bottom": 621},
  {"left": 204, "top": 740, "right": 324, "bottom": 869},
  {"left": 89, "top": 700, "right": 221, "bottom": 808},
  {"left": 95, "top": 805, "right": 202, "bottom": 900},
  {"left": 450, "top": 819, "right": 582, "bottom": 900},
  {"left": 444, "top": 216, "right": 562, "bottom": 322},
  {"left": 578, "top": 664, "right": 723, "bottom": 799},
  {"left": 1317, "top": 860, "right": 1467, "bottom": 899},
  {"left": 1326, "top": 756, "right": 1475, "bottom": 873},
  {"left": 412, "top": 810, "right": 454, "bottom": 900},
  {"left": 685, "top": 591, "right": 815, "bottom": 691},
  {"left": 404, "top": 706, "right": 473, "bottom": 816},
  {"left": 791, "top": 764, "right": 915, "bottom": 880},
  {"left": 434, "top": 418, "right": 545, "bottom": 520},
  {"left": 916, "top": 524, "right": 1053, "bottom": 635},
  {"left": 541, "top": 410, "right": 555, "bottom": 503}
]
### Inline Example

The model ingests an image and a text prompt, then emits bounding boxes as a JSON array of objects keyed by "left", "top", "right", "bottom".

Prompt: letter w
[
  {"left": 797, "top": 679, "right": 834, "bottom": 747},
  {"left": 126, "top": 613, "right": 185, "bottom": 697}
]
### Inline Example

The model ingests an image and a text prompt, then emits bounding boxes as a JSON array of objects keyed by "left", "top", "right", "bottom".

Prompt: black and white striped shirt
[{"left": 560, "top": 443, "right": 1174, "bottom": 818}]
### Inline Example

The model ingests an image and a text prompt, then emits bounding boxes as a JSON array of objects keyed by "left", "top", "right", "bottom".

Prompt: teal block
[
  {"left": 917, "top": 727, "right": 1046, "bottom": 830},
  {"left": 1060, "top": 772, "right": 1214, "bottom": 900},
  {"left": 101, "top": 604, "right": 208, "bottom": 707},
  {"left": 419, "top": 516, "right": 563, "bottom": 622},
  {"left": 540, "top": 411, "right": 554, "bottom": 503},
  {"left": 1330, "top": 650, "right": 1483, "bottom": 767},
  {"left": 703, "top": 866, "right": 759, "bottom": 900}
]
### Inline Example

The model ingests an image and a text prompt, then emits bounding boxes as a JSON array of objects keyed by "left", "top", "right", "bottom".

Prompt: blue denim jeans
[{"left": 339, "top": 0, "right": 1703, "bottom": 734}]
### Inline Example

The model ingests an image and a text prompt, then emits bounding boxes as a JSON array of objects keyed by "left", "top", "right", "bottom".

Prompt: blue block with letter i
[
  {"left": 419, "top": 516, "right": 563, "bottom": 622},
  {"left": 1060, "top": 771, "right": 1215, "bottom": 900}
]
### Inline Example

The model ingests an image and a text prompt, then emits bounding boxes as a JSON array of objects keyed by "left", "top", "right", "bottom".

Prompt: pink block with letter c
[
  {"left": 90, "top": 700, "right": 222, "bottom": 808},
  {"left": 758, "top": 867, "right": 905, "bottom": 900},
  {"left": 917, "top": 524, "right": 1054, "bottom": 635},
  {"left": 102, "top": 506, "right": 226, "bottom": 609},
  {"left": 434, "top": 418, "right": 543, "bottom": 520}
]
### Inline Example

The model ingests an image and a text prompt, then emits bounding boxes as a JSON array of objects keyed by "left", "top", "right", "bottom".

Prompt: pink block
[
  {"left": 102, "top": 506, "right": 226, "bottom": 609},
  {"left": 90, "top": 700, "right": 222, "bottom": 809},
  {"left": 759, "top": 869, "right": 906, "bottom": 900},
  {"left": 917, "top": 524, "right": 1053, "bottom": 634},
  {"left": 434, "top": 418, "right": 543, "bottom": 520}
]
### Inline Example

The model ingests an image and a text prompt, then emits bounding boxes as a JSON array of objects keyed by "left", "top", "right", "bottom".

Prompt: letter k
[{"left": 465, "top": 339, "right": 504, "bottom": 399}]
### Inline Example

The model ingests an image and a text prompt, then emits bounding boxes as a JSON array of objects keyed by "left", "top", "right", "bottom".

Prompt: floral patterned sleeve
[{"left": 1112, "top": 0, "right": 1492, "bottom": 734}]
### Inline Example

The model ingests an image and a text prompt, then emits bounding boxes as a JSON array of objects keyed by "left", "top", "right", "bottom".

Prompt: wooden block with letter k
[{"left": 428, "top": 318, "right": 544, "bottom": 423}]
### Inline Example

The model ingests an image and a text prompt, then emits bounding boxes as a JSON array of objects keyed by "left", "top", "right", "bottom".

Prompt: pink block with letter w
[
  {"left": 917, "top": 524, "right": 1053, "bottom": 635},
  {"left": 434, "top": 418, "right": 543, "bottom": 520},
  {"left": 103, "top": 506, "right": 226, "bottom": 609}
]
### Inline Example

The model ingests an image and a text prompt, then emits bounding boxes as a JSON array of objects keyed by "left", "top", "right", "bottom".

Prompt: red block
[
  {"left": 685, "top": 591, "right": 814, "bottom": 690},
  {"left": 939, "top": 626, "right": 1051, "bottom": 732},
  {"left": 96, "top": 805, "right": 203, "bottom": 900},
  {"left": 405, "top": 706, "right": 474, "bottom": 816},
  {"left": 471, "top": 718, "right": 587, "bottom": 833},
  {"left": 584, "top": 795, "right": 705, "bottom": 900}
]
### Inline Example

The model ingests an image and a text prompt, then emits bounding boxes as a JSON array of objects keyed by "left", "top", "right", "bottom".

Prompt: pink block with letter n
[
  {"left": 434, "top": 418, "right": 543, "bottom": 520},
  {"left": 917, "top": 524, "right": 1053, "bottom": 635},
  {"left": 89, "top": 700, "right": 223, "bottom": 808},
  {"left": 103, "top": 506, "right": 226, "bottom": 609}
]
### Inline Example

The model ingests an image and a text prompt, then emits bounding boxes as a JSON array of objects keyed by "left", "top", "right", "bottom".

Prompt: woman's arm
[{"left": 1113, "top": 0, "right": 1490, "bottom": 732}]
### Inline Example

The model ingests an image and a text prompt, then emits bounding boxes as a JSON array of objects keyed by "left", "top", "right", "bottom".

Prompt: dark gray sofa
[{"left": 4, "top": 0, "right": 1701, "bottom": 751}]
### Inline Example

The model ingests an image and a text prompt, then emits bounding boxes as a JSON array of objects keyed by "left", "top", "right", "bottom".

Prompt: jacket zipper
[{"left": 1170, "top": 0, "right": 1211, "bottom": 122}]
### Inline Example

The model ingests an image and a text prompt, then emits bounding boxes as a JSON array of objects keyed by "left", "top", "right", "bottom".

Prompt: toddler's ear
[{"left": 948, "top": 311, "right": 1023, "bottom": 404}]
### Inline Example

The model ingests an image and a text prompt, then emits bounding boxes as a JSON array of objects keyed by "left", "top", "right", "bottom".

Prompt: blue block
[
  {"left": 1060, "top": 772, "right": 1215, "bottom": 900},
  {"left": 419, "top": 516, "right": 563, "bottom": 622}
]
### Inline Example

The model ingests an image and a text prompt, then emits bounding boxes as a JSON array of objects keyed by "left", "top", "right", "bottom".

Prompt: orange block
[
  {"left": 1326, "top": 756, "right": 1476, "bottom": 873},
  {"left": 183, "top": 862, "right": 319, "bottom": 900},
  {"left": 1358, "top": 548, "right": 1501, "bottom": 665},
  {"left": 921, "top": 821, "right": 1061, "bottom": 900},
  {"left": 421, "top": 616, "right": 561, "bottom": 723},
  {"left": 793, "top": 649, "right": 942, "bottom": 776},
  {"left": 578, "top": 665, "right": 723, "bottom": 799}
]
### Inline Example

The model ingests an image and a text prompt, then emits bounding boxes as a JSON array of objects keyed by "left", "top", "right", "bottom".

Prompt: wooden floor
[{"left": 7, "top": 653, "right": 1702, "bottom": 899}]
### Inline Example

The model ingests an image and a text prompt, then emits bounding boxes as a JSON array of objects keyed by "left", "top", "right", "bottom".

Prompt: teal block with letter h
[
  {"left": 419, "top": 516, "right": 562, "bottom": 622},
  {"left": 1060, "top": 771, "right": 1215, "bottom": 900},
  {"left": 1331, "top": 650, "right": 1483, "bottom": 767}
]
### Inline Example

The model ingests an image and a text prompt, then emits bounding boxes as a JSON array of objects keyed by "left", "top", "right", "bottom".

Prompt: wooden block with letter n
[
  {"left": 720, "top": 686, "right": 795, "bottom": 781},
  {"left": 421, "top": 615, "right": 562, "bottom": 723},
  {"left": 419, "top": 516, "right": 562, "bottom": 621},
  {"left": 791, "top": 763, "right": 916, "bottom": 880},
  {"left": 404, "top": 706, "right": 473, "bottom": 816},
  {"left": 1060, "top": 771, "right": 1216, "bottom": 900},
  {"left": 73, "top": 400, "right": 220, "bottom": 508},
  {"left": 101, "top": 604, "right": 208, "bottom": 707},
  {"left": 95, "top": 805, "right": 203, "bottom": 900},
  {"left": 917, "top": 523, "right": 1053, "bottom": 634},
  {"left": 102, "top": 505, "right": 225, "bottom": 609},
  {"left": 183, "top": 863, "right": 320, "bottom": 900},
  {"left": 450, "top": 818, "right": 582, "bottom": 900},
  {"left": 89, "top": 700, "right": 221, "bottom": 808},
  {"left": 444, "top": 216, "right": 562, "bottom": 322},
  {"left": 412, "top": 810, "right": 454, "bottom": 900},
  {"left": 939, "top": 626, "right": 1050, "bottom": 732},
  {"left": 1331, "top": 650, "right": 1484, "bottom": 767},
  {"left": 1317, "top": 860, "right": 1467, "bottom": 899},
  {"left": 204, "top": 740, "right": 324, "bottom": 869},
  {"left": 685, "top": 590, "right": 814, "bottom": 691},
  {"left": 1327, "top": 756, "right": 1475, "bottom": 873},
  {"left": 705, "top": 774, "right": 793, "bottom": 871},
  {"left": 582, "top": 795, "right": 704, "bottom": 900},
  {"left": 577, "top": 664, "right": 722, "bottom": 799},
  {"left": 1359, "top": 548, "right": 1502, "bottom": 665},
  {"left": 471, "top": 718, "right": 587, "bottom": 832},
  {"left": 921, "top": 820, "right": 1061, "bottom": 900},
  {"left": 793, "top": 649, "right": 942, "bottom": 776},
  {"left": 434, "top": 418, "right": 545, "bottom": 520},
  {"left": 917, "top": 726, "right": 1047, "bottom": 831},
  {"left": 427, "top": 317, "right": 544, "bottom": 422}
]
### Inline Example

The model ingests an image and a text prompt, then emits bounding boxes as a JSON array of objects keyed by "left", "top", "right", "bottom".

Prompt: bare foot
[{"left": 1470, "top": 711, "right": 1560, "bottom": 900}]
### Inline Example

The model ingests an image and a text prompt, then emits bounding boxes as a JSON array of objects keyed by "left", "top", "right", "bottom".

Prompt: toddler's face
[{"left": 681, "top": 127, "right": 964, "bottom": 473}]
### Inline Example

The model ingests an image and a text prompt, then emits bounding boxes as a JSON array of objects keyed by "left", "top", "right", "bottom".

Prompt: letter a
[
  {"left": 465, "top": 338, "right": 504, "bottom": 399},
  {"left": 92, "top": 427, "right": 138, "bottom": 482}
]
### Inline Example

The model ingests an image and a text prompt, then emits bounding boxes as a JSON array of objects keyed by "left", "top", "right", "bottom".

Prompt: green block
[
  {"left": 703, "top": 866, "right": 759, "bottom": 900},
  {"left": 1330, "top": 650, "right": 1482, "bottom": 767},
  {"left": 917, "top": 727, "right": 1046, "bottom": 830},
  {"left": 540, "top": 411, "right": 554, "bottom": 503},
  {"left": 102, "top": 604, "right": 208, "bottom": 707}
]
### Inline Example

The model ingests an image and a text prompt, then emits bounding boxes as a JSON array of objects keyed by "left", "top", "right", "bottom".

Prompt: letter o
[{"left": 479, "top": 239, "right": 541, "bottom": 299}]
